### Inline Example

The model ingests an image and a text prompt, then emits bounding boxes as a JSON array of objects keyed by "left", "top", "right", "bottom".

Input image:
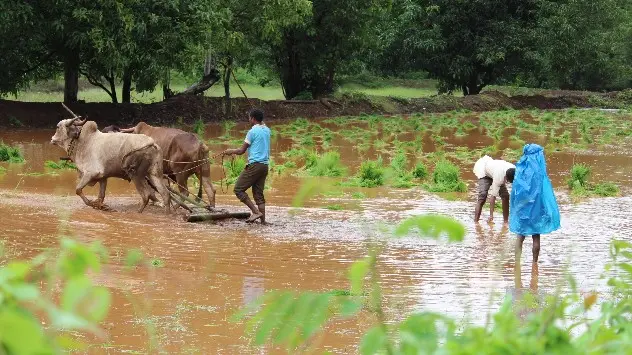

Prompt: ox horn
[
  {"left": 120, "top": 127, "right": 135, "bottom": 133},
  {"left": 73, "top": 117, "right": 87, "bottom": 126}
]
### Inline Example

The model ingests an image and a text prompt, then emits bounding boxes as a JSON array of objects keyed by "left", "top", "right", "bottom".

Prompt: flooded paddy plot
[{"left": 1, "top": 108, "right": 632, "bottom": 353}]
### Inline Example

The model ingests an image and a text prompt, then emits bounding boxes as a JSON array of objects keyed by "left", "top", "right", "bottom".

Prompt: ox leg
[
  {"left": 94, "top": 179, "right": 111, "bottom": 211},
  {"left": 197, "top": 171, "right": 216, "bottom": 208},
  {"left": 149, "top": 173, "right": 170, "bottom": 214},
  {"left": 132, "top": 176, "right": 151, "bottom": 213},
  {"left": 76, "top": 172, "right": 99, "bottom": 208}
]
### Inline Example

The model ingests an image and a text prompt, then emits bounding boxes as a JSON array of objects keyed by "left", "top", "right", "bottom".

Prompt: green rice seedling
[
  {"left": 45, "top": 160, "right": 76, "bottom": 170},
  {"left": 594, "top": 182, "right": 620, "bottom": 197},
  {"left": 300, "top": 134, "right": 315, "bottom": 147},
  {"left": 326, "top": 204, "right": 343, "bottom": 211},
  {"left": 391, "top": 175, "right": 415, "bottom": 188},
  {"left": 223, "top": 156, "right": 247, "bottom": 185},
  {"left": 424, "top": 160, "right": 467, "bottom": 193},
  {"left": 374, "top": 139, "right": 388, "bottom": 150},
  {"left": 0, "top": 166, "right": 6, "bottom": 174},
  {"left": 412, "top": 162, "right": 428, "bottom": 180},
  {"left": 357, "top": 158, "right": 385, "bottom": 187},
  {"left": 307, "top": 151, "right": 347, "bottom": 177},
  {"left": 219, "top": 120, "right": 236, "bottom": 139},
  {"left": 0, "top": 142, "right": 25, "bottom": 163},
  {"left": 193, "top": 119, "right": 205, "bottom": 138},
  {"left": 321, "top": 189, "right": 345, "bottom": 198},
  {"left": 567, "top": 164, "right": 591, "bottom": 190},
  {"left": 356, "top": 141, "right": 371, "bottom": 152},
  {"left": 322, "top": 129, "right": 335, "bottom": 143},
  {"left": 501, "top": 148, "right": 522, "bottom": 161},
  {"left": 431, "top": 134, "right": 446, "bottom": 147},
  {"left": 283, "top": 161, "right": 297, "bottom": 169},
  {"left": 282, "top": 147, "right": 311, "bottom": 160},
  {"left": 351, "top": 192, "right": 366, "bottom": 199},
  {"left": 455, "top": 126, "right": 467, "bottom": 137}
]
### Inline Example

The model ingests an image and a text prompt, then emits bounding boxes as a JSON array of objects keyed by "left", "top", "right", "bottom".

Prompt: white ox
[{"left": 50, "top": 117, "right": 171, "bottom": 213}]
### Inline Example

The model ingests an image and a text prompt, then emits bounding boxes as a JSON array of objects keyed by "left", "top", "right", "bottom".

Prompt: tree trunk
[
  {"left": 224, "top": 57, "right": 232, "bottom": 114},
  {"left": 277, "top": 31, "right": 306, "bottom": 99},
  {"left": 107, "top": 70, "right": 118, "bottom": 103},
  {"left": 122, "top": 68, "right": 132, "bottom": 103},
  {"left": 64, "top": 51, "right": 80, "bottom": 103}
]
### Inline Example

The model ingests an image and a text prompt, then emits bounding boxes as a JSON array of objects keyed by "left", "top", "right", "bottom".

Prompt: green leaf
[
  {"left": 4, "top": 283, "right": 40, "bottom": 301},
  {"left": 348, "top": 257, "right": 372, "bottom": 295},
  {"left": 339, "top": 297, "right": 363, "bottom": 317},
  {"left": 303, "top": 293, "right": 332, "bottom": 339},
  {"left": 0, "top": 308, "right": 53, "bottom": 354},
  {"left": 360, "top": 326, "right": 388, "bottom": 355},
  {"left": 394, "top": 215, "right": 465, "bottom": 242}
]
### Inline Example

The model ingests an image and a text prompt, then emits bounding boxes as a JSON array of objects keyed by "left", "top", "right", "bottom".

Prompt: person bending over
[{"left": 473, "top": 155, "right": 516, "bottom": 224}]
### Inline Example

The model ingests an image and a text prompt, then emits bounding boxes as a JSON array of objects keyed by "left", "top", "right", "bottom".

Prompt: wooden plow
[{"left": 165, "top": 179, "right": 250, "bottom": 223}]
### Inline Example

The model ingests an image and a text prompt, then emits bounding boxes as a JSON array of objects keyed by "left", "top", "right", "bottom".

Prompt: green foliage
[
  {"left": 192, "top": 119, "right": 205, "bottom": 138},
  {"left": 568, "top": 164, "right": 620, "bottom": 198},
  {"left": 567, "top": 164, "right": 591, "bottom": 189},
  {"left": 593, "top": 182, "right": 620, "bottom": 197},
  {"left": 326, "top": 204, "right": 343, "bottom": 211},
  {"left": 0, "top": 142, "right": 24, "bottom": 163},
  {"left": 0, "top": 238, "right": 111, "bottom": 353},
  {"left": 0, "top": 166, "right": 6, "bottom": 175},
  {"left": 306, "top": 151, "right": 347, "bottom": 177},
  {"left": 223, "top": 156, "right": 247, "bottom": 185},
  {"left": 412, "top": 162, "right": 428, "bottom": 180},
  {"left": 45, "top": 160, "right": 76, "bottom": 170},
  {"left": 383, "top": 0, "right": 538, "bottom": 95},
  {"left": 356, "top": 158, "right": 385, "bottom": 188},
  {"left": 425, "top": 160, "right": 467, "bottom": 193}
]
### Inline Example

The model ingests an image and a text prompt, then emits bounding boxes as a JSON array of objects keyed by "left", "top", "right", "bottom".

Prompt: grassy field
[{"left": 9, "top": 82, "right": 445, "bottom": 103}]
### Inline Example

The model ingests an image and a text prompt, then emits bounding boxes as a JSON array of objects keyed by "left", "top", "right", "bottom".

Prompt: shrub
[
  {"left": 0, "top": 142, "right": 24, "bottom": 163},
  {"left": 223, "top": 156, "right": 247, "bottom": 185},
  {"left": 412, "top": 162, "right": 428, "bottom": 180},
  {"left": 425, "top": 160, "right": 467, "bottom": 193},
  {"left": 307, "top": 151, "right": 347, "bottom": 177},
  {"left": 567, "top": 164, "right": 591, "bottom": 189},
  {"left": 192, "top": 119, "right": 205, "bottom": 137},
  {"left": 357, "top": 158, "right": 385, "bottom": 187},
  {"left": 593, "top": 182, "right": 620, "bottom": 197}
]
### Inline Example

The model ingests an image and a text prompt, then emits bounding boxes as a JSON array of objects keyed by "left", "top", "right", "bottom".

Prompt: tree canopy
[{"left": 1, "top": 0, "right": 632, "bottom": 101}]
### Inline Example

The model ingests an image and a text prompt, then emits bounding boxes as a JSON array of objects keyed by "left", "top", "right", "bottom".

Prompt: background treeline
[{"left": 1, "top": 0, "right": 631, "bottom": 102}]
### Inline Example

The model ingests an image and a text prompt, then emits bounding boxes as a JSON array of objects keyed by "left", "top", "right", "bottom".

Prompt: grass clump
[
  {"left": 567, "top": 164, "right": 620, "bottom": 198},
  {"left": 424, "top": 160, "right": 467, "bottom": 193},
  {"left": 0, "top": 142, "right": 25, "bottom": 163},
  {"left": 356, "top": 158, "right": 385, "bottom": 188},
  {"left": 192, "top": 119, "right": 205, "bottom": 138},
  {"left": 326, "top": 204, "right": 343, "bottom": 211},
  {"left": 223, "top": 156, "right": 247, "bottom": 185},
  {"left": 412, "top": 162, "right": 428, "bottom": 180},
  {"left": 0, "top": 166, "right": 6, "bottom": 175},
  {"left": 45, "top": 160, "right": 76, "bottom": 170},
  {"left": 306, "top": 151, "right": 347, "bottom": 177}
]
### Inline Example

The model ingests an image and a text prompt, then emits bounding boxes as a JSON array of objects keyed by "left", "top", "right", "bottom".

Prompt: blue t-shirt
[{"left": 245, "top": 124, "right": 271, "bottom": 164}]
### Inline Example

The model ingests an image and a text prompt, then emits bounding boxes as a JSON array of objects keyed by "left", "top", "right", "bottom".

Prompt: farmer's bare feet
[{"left": 246, "top": 212, "right": 263, "bottom": 223}]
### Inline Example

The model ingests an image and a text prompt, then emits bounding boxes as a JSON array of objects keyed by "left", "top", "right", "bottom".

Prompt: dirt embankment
[{"left": 0, "top": 90, "right": 626, "bottom": 129}]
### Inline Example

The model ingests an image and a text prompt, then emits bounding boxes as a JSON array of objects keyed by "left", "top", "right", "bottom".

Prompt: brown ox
[
  {"left": 120, "top": 122, "right": 216, "bottom": 207},
  {"left": 51, "top": 117, "right": 171, "bottom": 213}
]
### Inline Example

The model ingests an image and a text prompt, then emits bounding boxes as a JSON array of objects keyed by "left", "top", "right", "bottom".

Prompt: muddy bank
[{"left": 1, "top": 90, "right": 627, "bottom": 129}]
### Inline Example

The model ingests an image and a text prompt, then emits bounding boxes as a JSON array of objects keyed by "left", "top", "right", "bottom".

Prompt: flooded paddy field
[{"left": 1, "top": 108, "right": 631, "bottom": 353}]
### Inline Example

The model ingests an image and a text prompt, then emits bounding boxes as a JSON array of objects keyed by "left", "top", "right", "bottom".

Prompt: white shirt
[{"left": 473, "top": 156, "right": 515, "bottom": 198}]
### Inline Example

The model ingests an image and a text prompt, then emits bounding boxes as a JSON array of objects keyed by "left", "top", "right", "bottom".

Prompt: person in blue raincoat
[{"left": 509, "top": 144, "right": 561, "bottom": 263}]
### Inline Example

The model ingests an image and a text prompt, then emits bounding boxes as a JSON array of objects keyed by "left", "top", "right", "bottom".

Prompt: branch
[
  {"left": 79, "top": 69, "right": 115, "bottom": 101},
  {"left": 17, "top": 51, "right": 56, "bottom": 76},
  {"left": 175, "top": 68, "right": 221, "bottom": 97}
]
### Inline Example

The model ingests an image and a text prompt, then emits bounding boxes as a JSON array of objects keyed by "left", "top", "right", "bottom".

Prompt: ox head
[
  {"left": 51, "top": 117, "right": 87, "bottom": 148},
  {"left": 119, "top": 122, "right": 150, "bottom": 134}
]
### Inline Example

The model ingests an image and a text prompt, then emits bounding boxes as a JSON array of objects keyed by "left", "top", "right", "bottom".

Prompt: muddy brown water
[{"left": 1, "top": 114, "right": 632, "bottom": 353}]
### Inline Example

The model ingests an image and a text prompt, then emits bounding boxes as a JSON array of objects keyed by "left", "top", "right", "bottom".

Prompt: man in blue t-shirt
[{"left": 222, "top": 108, "right": 271, "bottom": 223}]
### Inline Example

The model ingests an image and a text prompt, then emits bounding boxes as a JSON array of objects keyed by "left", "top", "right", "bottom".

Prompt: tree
[
  {"left": 523, "top": 0, "right": 632, "bottom": 91},
  {"left": 384, "top": 0, "right": 538, "bottom": 95},
  {"left": 267, "top": 0, "right": 389, "bottom": 99}
]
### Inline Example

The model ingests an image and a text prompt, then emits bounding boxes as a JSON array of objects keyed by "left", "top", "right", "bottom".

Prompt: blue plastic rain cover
[{"left": 509, "top": 144, "right": 561, "bottom": 235}]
